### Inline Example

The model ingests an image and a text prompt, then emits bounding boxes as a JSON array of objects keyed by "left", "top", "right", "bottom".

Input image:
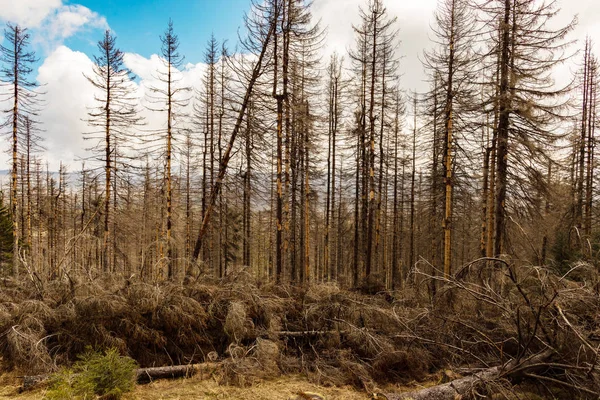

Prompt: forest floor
[
  {"left": 0, "top": 371, "right": 387, "bottom": 399},
  {"left": 0, "top": 261, "right": 598, "bottom": 399}
]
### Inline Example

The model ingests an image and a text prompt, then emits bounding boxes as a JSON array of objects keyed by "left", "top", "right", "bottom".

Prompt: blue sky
[
  {"left": 64, "top": 0, "right": 250, "bottom": 63},
  {"left": 0, "top": 0, "right": 596, "bottom": 170}
]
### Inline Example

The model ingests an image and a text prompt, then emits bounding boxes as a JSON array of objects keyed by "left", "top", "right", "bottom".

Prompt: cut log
[
  {"left": 136, "top": 364, "right": 197, "bottom": 383},
  {"left": 136, "top": 362, "right": 221, "bottom": 383},
  {"left": 382, "top": 351, "right": 552, "bottom": 400}
]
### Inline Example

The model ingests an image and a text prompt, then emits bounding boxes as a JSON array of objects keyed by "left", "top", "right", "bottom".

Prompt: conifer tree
[{"left": 1, "top": 23, "right": 41, "bottom": 276}]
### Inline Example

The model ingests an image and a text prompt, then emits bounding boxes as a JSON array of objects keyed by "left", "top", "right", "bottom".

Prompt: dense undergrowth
[{"left": 0, "top": 260, "right": 599, "bottom": 398}]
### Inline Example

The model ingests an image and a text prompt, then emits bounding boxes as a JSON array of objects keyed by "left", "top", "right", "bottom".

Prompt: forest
[{"left": 0, "top": 0, "right": 599, "bottom": 398}]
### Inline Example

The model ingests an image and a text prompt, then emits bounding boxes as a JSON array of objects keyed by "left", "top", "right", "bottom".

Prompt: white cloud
[
  {"left": 0, "top": 0, "right": 61, "bottom": 28},
  {"left": 0, "top": 45, "right": 210, "bottom": 171},
  {"left": 2, "top": 0, "right": 598, "bottom": 172},
  {"left": 45, "top": 5, "right": 108, "bottom": 41},
  {"left": 20, "top": 48, "right": 208, "bottom": 170},
  {"left": 0, "top": 1, "right": 108, "bottom": 53},
  {"left": 35, "top": 4, "right": 109, "bottom": 52},
  {"left": 124, "top": 52, "right": 207, "bottom": 145},
  {"left": 312, "top": 0, "right": 437, "bottom": 93},
  {"left": 37, "top": 45, "right": 96, "bottom": 169},
  {"left": 312, "top": 0, "right": 599, "bottom": 94},
  {"left": 124, "top": 53, "right": 164, "bottom": 82}
]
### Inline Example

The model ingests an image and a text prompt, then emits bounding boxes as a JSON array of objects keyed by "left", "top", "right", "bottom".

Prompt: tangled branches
[{"left": 0, "top": 260, "right": 598, "bottom": 398}]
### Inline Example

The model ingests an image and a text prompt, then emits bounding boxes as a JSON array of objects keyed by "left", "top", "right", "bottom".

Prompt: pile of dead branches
[
  {"left": 0, "top": 260, "right": 598, "bottom": 398},
  {"left": 395, "top": 258, "right": 600, "bottom": 399}
]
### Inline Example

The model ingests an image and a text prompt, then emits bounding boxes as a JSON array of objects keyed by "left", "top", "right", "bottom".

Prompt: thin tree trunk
[
  {"left": 103, "top": 59, "right": 111, "bottom": 274},
  {"left": 392, "top": 94, "right": 401, "bottom": 289},
  {"left": 493, "top": 0, "right": 512, "bottom": 257},
  {"left": 192, "top": 20, "right": 274, "bottom": 265},
  {"left": 365, "top": 9, "right": 378, "bottom": 279},
  {"left": 166, "top": 60, "right": 174, "bottom": 279},
  {"left": 442, "top": 0, "right": 456, "bottom": 278},
  {"left": 409, "top": 94, "right": 417, "bottom": 277},
  {"left": 11, "top": 33, "right": 19, "bottom": 276}
]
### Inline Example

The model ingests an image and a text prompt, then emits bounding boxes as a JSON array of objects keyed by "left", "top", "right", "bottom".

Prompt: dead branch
[{"left": 382, "top": 350, "right": 553, "bottom": 400}]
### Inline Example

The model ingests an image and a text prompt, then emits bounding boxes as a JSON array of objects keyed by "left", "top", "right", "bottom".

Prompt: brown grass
[{"left": 0, "top": 372, "right": 371, "bottom": 400}]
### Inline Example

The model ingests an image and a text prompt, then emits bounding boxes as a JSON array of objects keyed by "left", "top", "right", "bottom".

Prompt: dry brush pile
[{"left": 0, "top": 261, "right": 598, "bottom": 398}]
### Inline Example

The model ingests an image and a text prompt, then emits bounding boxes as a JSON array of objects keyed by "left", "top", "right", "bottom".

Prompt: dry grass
[{"left": 0, "top": 372, "right": 371, "bottom": 400}]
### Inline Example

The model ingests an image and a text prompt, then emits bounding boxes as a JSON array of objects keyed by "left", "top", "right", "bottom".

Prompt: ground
[{"left": 0, "top": 372, "right": 373, "bottom": 400}]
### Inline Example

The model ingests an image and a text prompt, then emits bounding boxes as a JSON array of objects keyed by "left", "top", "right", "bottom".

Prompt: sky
[{"left": 0, "top": 0, "right": 598, "bottom": 172}]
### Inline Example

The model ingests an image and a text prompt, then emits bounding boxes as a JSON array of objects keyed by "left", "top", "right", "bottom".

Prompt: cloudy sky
[{"left": 0, "top": 0, "right": 598, "bottom": 171}]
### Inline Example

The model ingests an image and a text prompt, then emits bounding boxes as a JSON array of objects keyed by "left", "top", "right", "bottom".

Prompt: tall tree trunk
[
  {"left": 584, "top": 61, "right": 596, "bottom": 239},
  {"left": 25, "top": 118, "right": 32, "bottom": 250},
  {"left": 493, "top": 0, "right": 512, "bottom": 257},
  {"left": 442, "top": 0, "right": 456, "bottom": 278},
  {"left": 103, "top": 59, "right": 111, "bottom": 274},
  {"left": 303, "top": 102, "right": 311, "bottom": 283},
  {"left": 243, "top": 103, "right": 253, "bottom": 267},
  {"left": 166, "top": 60, "right": 174, "bottom": 279},
  {"left": 365, "top": 9, "right": 378, "bottom": 279},
  {"left": 392, "top": 94, "right": 401, "bottom": 289},
  {"left": 577, "top": 40, "right": 590, "bottom": 232},
  {"left": 11, "top": 35, "right": 19, "bottom": 276},
  {"left": 409, "top": 94, "right": 417, "bottom": 277}
]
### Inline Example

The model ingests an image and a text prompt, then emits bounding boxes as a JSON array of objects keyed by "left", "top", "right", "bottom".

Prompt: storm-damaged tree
[
  {"left": 84, "top": 30, "right": 143, "bottom": 274},
  {"left": 573, "top": 38, "right": 598, "bottom": 243},
  {"left": 477, "top": 0, "right": 575, "bottom": 256},
  {"left": 422, "top": 0, "right": 478, "bottom": 277},
  {"left": 324, "top": 53, "right": 345, "bottom": 281},
  {"left": 191, "top": 0, "right": 277, "bottom": 270},
  {"left": 21, "top": 116, "right": 44, "bottom": 254},
  {"left": 349, "top": 0, "right": 398, "bottom": 282},
  {"left": 146, "top": 20, "right": 190, "bottom": 279},
  {"left": 0, "top": 23, "right": 41, "bottom": 277}
]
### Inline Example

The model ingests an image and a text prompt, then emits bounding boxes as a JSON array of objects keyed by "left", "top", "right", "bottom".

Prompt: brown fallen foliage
[{"left": 0, "top": 260, "right": 599, "bottom": 398}]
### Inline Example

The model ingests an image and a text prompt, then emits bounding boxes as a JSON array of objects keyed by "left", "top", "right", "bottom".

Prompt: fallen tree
[{"left": 382, "top": 350, "right": 554, "bottom": 400}]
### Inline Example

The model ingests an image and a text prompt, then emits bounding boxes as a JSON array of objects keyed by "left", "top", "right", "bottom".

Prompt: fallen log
[
  {"left": 20, "top": 362, "right": 221, "bottom": 392},
  {"left": 136, "top": 364, "right": 196, "bottom": 383},
  {"left": 382, "top": 350, "right": 552, "bottom": 400}
]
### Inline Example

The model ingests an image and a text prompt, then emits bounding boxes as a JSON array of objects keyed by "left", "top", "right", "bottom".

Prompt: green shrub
[
  {"left": 45, "top": 368, "right": 77, "bottom": 400},
  {"left": 46, "top": 347, "right": 138, "bottom": 400}
]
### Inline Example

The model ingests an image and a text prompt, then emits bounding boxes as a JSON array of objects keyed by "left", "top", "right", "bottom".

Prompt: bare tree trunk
[
  {"left": 392, "top": 95, "right": 401, "bottom": 289},
  {"left": 577, "top": 40, "right": 590, "bottom": 233},
  {"left": 353, "top": 136, "right": 361, "bottom": 286},
  {"left": 25, "top": 118, "right": 32, "bottom": 250},
  {"left": 11, "top": 40, "right": 19, "bottom": 277},
  {"left": 493, "top": 0, "right": 511, "bottom": 257},
  {"left": 303, "top": 103, "right": 311, "bottom": 283},
  {"left": 365, "top": 8, "right": 378, "bottom": 279},
  {"left": 191, "top": 19, "right": 275, "bottom": 265},
  {"left": 442, "top": 0, "right": 456, "bottom": 278},
  {"left": 275, "top": 95, "right": 284, "bottom": 283},
  {"left": 166, "top": 59, "right": 174, "bottom": 279},
  {"left": 103, "top": 64, "right": 112, "bottom": 274},
  {"left": 243, "top": 103, "right": 253, "bottom": 267},
  {"left": 409, "top": 94, "right": 417, "bottom": 277}
]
